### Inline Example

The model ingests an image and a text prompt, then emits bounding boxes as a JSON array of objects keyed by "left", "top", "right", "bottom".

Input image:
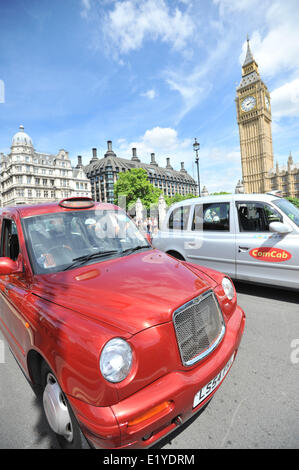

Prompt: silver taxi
[{"left": 152, "top": 194, "right": 299, "bottom": 290}]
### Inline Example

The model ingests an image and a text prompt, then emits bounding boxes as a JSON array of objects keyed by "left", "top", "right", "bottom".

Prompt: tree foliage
[
  {"left": 287, "top": 197, "right": 299, "bottom": 208},
  {"left": 114, "top": 168, "right": 161, "bottom": 209},
  {"left": 210, "top": 192, "right": 232, "bottom": 195},
  {"left": 164, "top": 193, "right": 197, "bottom": 206}
]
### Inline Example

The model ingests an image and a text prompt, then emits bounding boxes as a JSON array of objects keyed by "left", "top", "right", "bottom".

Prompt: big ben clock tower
[{"left": 236, "top": 38, "right": 274, "bottom": 193}]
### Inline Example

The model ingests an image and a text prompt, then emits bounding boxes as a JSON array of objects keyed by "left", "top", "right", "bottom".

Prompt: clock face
[
  {"left": 265, "top": 95, "right": 270, "bottom": 110},
  {"left": 241, "top": 95, "right": 256, "bottom": 112}
]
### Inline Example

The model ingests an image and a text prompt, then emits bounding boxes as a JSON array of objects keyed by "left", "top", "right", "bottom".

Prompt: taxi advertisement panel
[{"left": 249, "top": 247, "right": 292, "bottom": 263}]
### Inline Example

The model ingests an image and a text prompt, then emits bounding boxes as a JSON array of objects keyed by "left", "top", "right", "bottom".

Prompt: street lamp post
[{"left": 193, "top": 138, "right": 200, "bottom": 196}]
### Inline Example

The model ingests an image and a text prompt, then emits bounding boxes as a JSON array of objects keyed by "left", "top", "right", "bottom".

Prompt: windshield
[
  {"left": 272, "top": 198, "right": 299, "bottom": 228},
  {"left": 22, "top": 209, "right": 150, "bottom": 274}
]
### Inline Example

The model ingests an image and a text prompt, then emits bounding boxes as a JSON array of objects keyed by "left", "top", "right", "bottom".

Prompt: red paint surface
[{"left": 0, "top": 199, "right": 246, "bottom": 448}]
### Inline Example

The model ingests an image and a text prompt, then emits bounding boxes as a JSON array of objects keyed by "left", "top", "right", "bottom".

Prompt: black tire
[{"left": 41, "top": 362, "right": 90, "bottom": 449}]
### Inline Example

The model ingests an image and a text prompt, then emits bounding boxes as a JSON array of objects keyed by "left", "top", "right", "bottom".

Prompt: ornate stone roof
[
  {"left": 11, "top": 125, "right": 33, "bottom": 148},
  {"left": 243, "top": 38, "right": 254, "bottom": 66},
  {"left": 84, "top": 142, "right": 196, "bottom": 184}
]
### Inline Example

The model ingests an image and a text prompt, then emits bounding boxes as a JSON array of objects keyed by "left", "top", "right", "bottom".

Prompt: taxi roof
[
  {"left": 168, "top": 193, "right": 282, "bottom": 209},
  {"left": 0, "top": 200, "right": 119, "bottom": 219}
]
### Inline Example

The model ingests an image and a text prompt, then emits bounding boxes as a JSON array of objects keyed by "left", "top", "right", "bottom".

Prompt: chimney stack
[
  {"left": 90, "top": 147, "right": 98, "bottom": 163},
  {"left": 76, "top": 155, "right": 83, "bottom": 168},
  {"left": 180, "top": 162, "right": 186, "bottom": 172},
  {"left": 104, "top": 140, "right": 117, "bottom": 158},
  {"left": 166, "top": 157, "right": 173, "bottom": 169},
  {"left": 150, "top": 152, "right": 158, "bottom": 166},
  {"left": 131, "top": 147, "right": 140, "bottom": 162}
]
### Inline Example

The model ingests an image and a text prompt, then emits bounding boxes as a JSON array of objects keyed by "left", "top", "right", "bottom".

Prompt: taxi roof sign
[{"left": 59, "top": 197, "right": 95, "bottom": 209}]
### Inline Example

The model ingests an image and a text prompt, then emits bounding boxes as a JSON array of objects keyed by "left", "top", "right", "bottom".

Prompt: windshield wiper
[
  {"left": 120, "top": 245, "right": 152, "bottom": 256},
  {"left": 63, "top": 250, "right": 119, "bottom": 271}
]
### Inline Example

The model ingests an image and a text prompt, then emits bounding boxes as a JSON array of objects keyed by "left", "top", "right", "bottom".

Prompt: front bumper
[{"left": 68, "top": 305, "right": 245, "bottom": 449}]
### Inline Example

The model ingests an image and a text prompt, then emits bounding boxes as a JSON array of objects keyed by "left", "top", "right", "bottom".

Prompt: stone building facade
[
  {"left": 83, "top": 141, "right": 197, "bottom": 204},
  {"left": 0, "top": 125, "right": 91, "bottom": 207},
  {"left": 266, "top": 154, "right": 299, "bottom": 198},
  {"left": 236, "top": 39, "right": 299, "bottom": 198}
]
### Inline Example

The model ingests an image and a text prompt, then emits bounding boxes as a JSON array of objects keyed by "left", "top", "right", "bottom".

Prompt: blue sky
[{"left": 1, "top": 0, "right": 299, "bottom": 192}]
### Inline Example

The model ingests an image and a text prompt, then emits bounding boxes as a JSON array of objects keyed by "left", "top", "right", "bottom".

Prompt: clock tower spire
[{"left": 236, "top": 37, "right": 274, "bottom": 193}]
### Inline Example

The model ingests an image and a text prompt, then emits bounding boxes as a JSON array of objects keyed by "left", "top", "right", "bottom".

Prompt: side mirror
[
  {"left": 269, "top": 222, "right": 292, "bottom": 234},
  {"left": 0, "top": 257, "right": 21, "bottom": 275}
]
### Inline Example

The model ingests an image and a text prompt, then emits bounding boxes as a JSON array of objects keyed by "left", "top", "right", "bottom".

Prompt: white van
[{"left": 152, "top": 194, "right": 299, "bottom": 290}]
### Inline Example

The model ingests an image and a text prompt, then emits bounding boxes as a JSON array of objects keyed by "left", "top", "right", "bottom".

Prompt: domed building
[
  {"left": 0, "top": 125, "right": 91, "bottom": 207},
  {"left": 11, "top": 125, "right": 33, "bottom": 149}
]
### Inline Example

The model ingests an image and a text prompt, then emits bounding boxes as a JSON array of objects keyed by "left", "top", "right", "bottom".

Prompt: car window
[
  {"left": 192, "top": 203, "right": 230, "bottom": 231},
  {"left": 273, "top": 198, "right": 299, "bottom": 227},
  {"left": 168, "top": 206, "right": 190, "bottom": 231},
  {"left": 22, "top": 209, "right": 148, "bottom": 274},
  {"left": 237, "top": 202, "right": 282, "bottom": 232},
  {"left": 1, "top": 219, "right": 20, "bottom": 261}
]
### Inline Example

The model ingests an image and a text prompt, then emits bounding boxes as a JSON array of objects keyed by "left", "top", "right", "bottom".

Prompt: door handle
[{"left": 238, "top": 246, "right": 249, "bottom": 253}]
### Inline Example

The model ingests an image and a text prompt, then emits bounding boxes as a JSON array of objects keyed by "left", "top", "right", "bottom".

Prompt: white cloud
[
  {"left": 80, "top": 0, "right": 91, "bottom": 18},
  {"left": 103, "top": 0, "right": 195, "bottom": 55},
  {"left": 237, "top": 1, "right": 299, "bottom": 79},
  {"left": 114, "top": 127, "right": 242, "bottom": 192},
  {"left": 116, "top": 126, "right": 192, "bottom": 168},
  {"left": 163, "top": 28, "right": 232, "bottom": 121},
  {"left": 271, "top": 79, "right": 299, "bottom": 119},
  {"left": 199, "top": 146, "right": 242, "bottom": 193},
  {"left": 233, "top": 0, "right": 299, "bottom": 122},
  {"left": 214, "top": 0, "right": 260, "bottom": 15},
  {"left": 141, "top": 89, "right": 156, "bottom": 99}
]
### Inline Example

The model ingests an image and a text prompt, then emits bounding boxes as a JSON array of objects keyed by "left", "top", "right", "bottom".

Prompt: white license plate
[{"left": 193, "top": 353, "right": 235, "bottom": 408}]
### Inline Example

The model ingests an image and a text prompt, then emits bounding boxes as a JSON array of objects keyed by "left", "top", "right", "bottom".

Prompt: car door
[
  {"left": 235, "top": 200, "right": 299, "bottom": 289},
  {"left": 155, "top": 203, "right": 193, "bottom": 258},
  {"left": 0, "top": 217, "right": 31, "bottom": 367},
  {"left": 184, "top": 201, "right": 236, "bottom": 278}
]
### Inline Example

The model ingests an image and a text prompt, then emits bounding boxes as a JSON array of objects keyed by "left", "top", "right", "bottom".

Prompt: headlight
[
  {"left": 100, "top": 338, "right": 132, "bottom": 383},
  {"left": 222, "top": 277, "right": 235, "bottom": 300}
]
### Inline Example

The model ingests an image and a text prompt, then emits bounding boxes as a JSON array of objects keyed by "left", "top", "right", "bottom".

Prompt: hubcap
[{"left": 43, "top": 373, "right": 73, "bottom": 442}]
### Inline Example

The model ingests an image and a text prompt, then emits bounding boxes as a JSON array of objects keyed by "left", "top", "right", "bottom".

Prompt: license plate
[{"left": 193, "top": 353, "right": 235, "bottom": 408}]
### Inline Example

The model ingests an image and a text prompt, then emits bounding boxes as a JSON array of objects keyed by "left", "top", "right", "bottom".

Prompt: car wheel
[{"left": 41, "top": 362, "right": 90, "bottom": 449}]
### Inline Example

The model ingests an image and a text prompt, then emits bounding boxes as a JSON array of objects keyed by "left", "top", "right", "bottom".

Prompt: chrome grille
[{"left": 173, "top": 290, "right": 225, "bottom": 366}]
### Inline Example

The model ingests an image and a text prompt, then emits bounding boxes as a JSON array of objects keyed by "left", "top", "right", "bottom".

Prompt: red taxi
[{"left": 0, "top": 197, "right": 245, "bottom": 449}]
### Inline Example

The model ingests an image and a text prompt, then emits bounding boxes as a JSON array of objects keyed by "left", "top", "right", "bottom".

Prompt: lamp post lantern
[{"left": 193, "top": 138, "right": 200, "bottom": 196}]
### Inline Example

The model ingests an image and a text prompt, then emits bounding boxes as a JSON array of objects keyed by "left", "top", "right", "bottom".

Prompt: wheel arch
[
  {"left": 166, "top": 250, "right": 185, "bottom": 261},
  {"left": 27, "top": 349, "right": 48, "bottom": 388}
]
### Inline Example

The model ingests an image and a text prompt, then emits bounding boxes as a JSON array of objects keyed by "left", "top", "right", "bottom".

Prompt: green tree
[
  {"left": 165, "top": 193, "right": 197, "bottom": 206},
  {"left": 287, "top": 197, "right": 299, "bottom": 208},
  {"left": 210, "top": 192, "right": 232, "bottom": 195},
  {"left": 114, "top": 168, "right": 161, "bottom": 209}
]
